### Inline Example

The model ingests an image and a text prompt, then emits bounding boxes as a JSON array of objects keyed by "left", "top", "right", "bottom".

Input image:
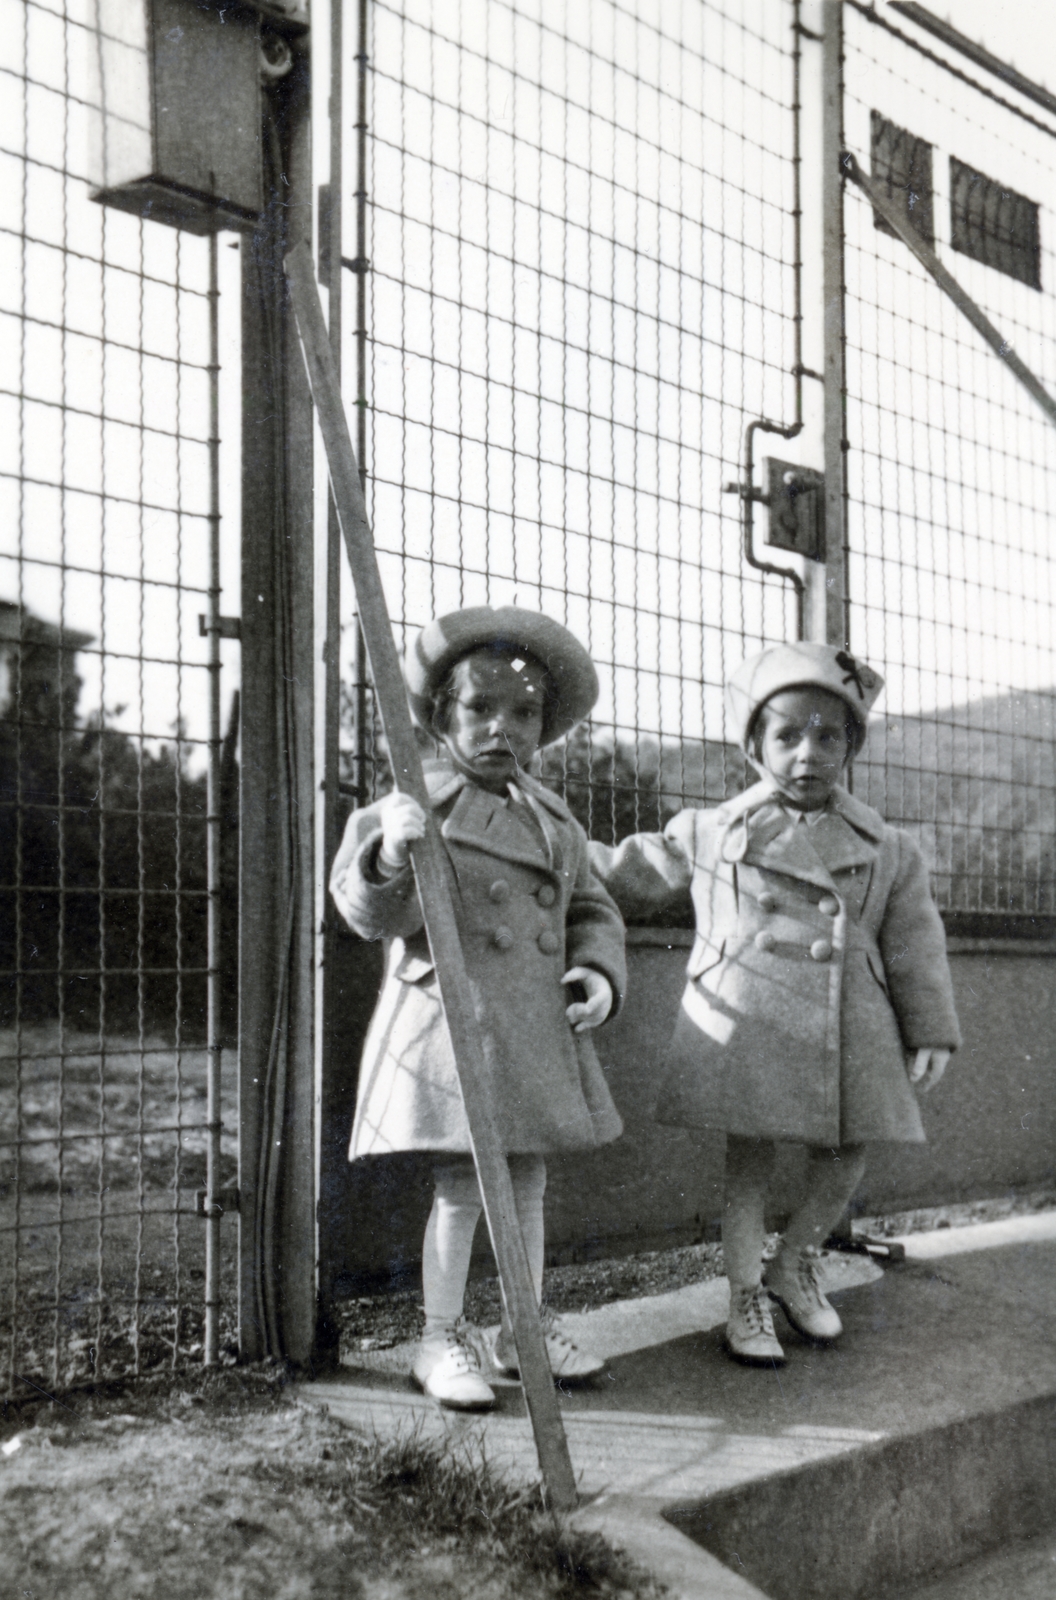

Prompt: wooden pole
[{"left": 283, "top": 240, "right": 578, "bottom": 1513}]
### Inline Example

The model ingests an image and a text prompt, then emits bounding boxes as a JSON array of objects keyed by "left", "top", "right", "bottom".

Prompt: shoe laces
[
  {"left": 539, "top": 1306, "right": 577, "bottom": 1352},
  {"left": 733, "top": 1284, "right": 775, "bottom": 1336},
  {"left": 434, "top": 1319, "right": 485, "bottom": 1373},
  {"left": 790, "top": 1246, "right": 827, "bottom": 1304}
]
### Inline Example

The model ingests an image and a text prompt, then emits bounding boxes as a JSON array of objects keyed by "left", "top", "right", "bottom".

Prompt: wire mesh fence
[
  {"left": 0, "top": 0, "right": 237, "bottom": 1401},
  {"left": 842, "top": 2, "right": 1056, "bottom": 926},
  {"left": 343, "top": 0, "right": 1056, "bottom": 929},
  {"left": 346, "top": 0, "right": 803, "bottom": 841}
]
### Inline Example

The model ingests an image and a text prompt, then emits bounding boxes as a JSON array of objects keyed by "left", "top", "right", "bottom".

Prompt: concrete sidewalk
[{"left": 300, "top": 1219, "right": 1056, "bottom": 1599}]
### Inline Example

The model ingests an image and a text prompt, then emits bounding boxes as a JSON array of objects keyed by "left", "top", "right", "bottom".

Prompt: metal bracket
[
  {"left": 198, "top": 615, "right": 242, "bottom": 640},
  {"left": 196, "top": 1186, "right": 241, "bottom": 1217},
  {"left": 764, "top": 458, "right": 825, "bottom": 561}
]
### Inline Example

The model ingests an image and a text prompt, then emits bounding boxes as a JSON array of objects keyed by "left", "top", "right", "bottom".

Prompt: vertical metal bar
[
  {"left": 314, "top": 0, "right": 346, "bottom": 1368},
  {"left": 352, "top": 0, "right": 369, "bottom": 802},
  {"left": 817, "top": 0, "right": 848, "bottom": 647},
  {"left": 204, "top": 230, "right": 223, "bottom": 1366},
  {"left": 238, "top": 48, "right": 317, "bottom": 1365}
]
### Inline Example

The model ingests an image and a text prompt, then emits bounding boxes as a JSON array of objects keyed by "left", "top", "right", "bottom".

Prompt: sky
[
  {"left": 4, "top": 0, "right": 1055, "bottom": 765},
  {"left": 941, "top": 2, "right": 1056, "bottom": 91}
]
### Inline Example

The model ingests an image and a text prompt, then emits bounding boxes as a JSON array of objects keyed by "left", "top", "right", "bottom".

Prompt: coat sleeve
[
  {"left": 564, "top": 820, "right": 628, "bottom": 1018},
  {"left": 587, "top": 809, "right": 696, "bottom": 924},
  {"left": 878, "top": 830, "right": 962, "bottom": 1051},
  {"left": 329, "top": 803, "right": 425, "bottom": 943}
]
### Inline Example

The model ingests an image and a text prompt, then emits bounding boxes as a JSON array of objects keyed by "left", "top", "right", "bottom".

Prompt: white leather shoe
[
  {"left": 411, "top": 1321, "right": 496, "bottom": 1411},
  {"left": 491, "top": 1310, "right": 607, "bottom": 1383},
  {"left": 725, "top": 1283, "right": 786, "bottom": 1365},
  {"left": 765, "top": 1244, "right": 843, "bottom": 1342}
]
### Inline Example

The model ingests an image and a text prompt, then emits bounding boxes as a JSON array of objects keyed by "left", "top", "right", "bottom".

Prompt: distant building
[{"left": 0, "top": 601, "right": 93, "bottom": 727}]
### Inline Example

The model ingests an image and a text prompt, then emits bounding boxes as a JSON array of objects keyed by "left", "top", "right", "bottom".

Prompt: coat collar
[
  {"left": 422, "top": 757, "right": 571, "bottom": 872},
  {"left": 716, "top": 779, "right": 885, "bottom": 839},
  {"left": 716, "top": 780, "right": 883, "bottom": 888}
]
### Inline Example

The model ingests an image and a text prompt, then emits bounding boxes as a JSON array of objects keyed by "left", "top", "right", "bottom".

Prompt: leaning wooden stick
[{"left": 283, "top": 240, "right": 578, "bottom": 1513}]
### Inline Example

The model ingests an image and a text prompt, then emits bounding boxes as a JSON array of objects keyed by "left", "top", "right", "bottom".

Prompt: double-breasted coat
[
  {"left": 330, "top": 762, "right": 626, "bottom": 1158},
  {"left": 589, "top": 781, "right": 961, "bottom": 1147}
]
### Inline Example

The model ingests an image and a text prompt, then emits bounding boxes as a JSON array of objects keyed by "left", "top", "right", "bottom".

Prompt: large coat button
[
  {"left": 757, "top": 891, "right": 777, "bottom": 912},
  {"left": 493, "top": 926, "right": 514, "bottom": 951},
  {"left": 537, "top": 884, "right": 556, "bottom": 907},
  {"left": 755, "top": 929, "right": 776, "bottom": 952},
  {"left": 489, "top": 879, "right": 511, "bottom": 903},
  {"left": 537, "top": 930, "right": 560, "bottom": 955},
  {"left": 818, "top": 896, "right": 839, "bottom": 917},
  {"left": 810, "top": 939, "right": 833, "bottom": 962}
]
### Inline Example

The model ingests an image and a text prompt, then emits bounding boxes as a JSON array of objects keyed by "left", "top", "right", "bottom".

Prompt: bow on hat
[{"left": 725, "top": 640, "right": 885, "bottom": 753}]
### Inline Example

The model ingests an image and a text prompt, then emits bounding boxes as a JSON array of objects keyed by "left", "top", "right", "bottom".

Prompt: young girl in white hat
[
  {"left": 330, "top": 607, "right": 625, "bottom": 1408},
  {"left": 590, "top": 642, "right": 960, "bottom": 1365}
]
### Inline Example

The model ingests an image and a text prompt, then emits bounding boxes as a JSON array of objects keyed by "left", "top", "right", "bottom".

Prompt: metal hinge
[
  {"left": 195, "top": 1186, "right": 241, "bottom": 1217},
  {"left": 198, "top": 615, "right": 242, "bottom": 640}
]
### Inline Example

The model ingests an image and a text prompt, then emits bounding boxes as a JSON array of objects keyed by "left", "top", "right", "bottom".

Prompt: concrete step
[
  {"left": 305, "top": 1222, "right": 1056, "bottom": 1600},
  {"left": 897, "top": 1528, "right": 1056, "bottom": 1600}
]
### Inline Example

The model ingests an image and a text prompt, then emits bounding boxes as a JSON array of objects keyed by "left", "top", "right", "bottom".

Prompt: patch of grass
[{"left": 0, "top": 1368, "right": 665, "bottom": 1599}]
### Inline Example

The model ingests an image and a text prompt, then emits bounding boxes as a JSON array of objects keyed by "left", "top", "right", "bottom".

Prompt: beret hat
[
  {"left": 405, "top": 606, "right": 599, "bottom": 745},
  {"left": 726, "top": 641, "right": 884, "bottom": 753}
]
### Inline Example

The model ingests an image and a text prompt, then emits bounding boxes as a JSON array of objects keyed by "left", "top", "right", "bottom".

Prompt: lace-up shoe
[
  {"left": 411, "top": 1320, "right": 496, "bottom": 1410},
  {"left": 490, "top": 1309, "right": 606, "bottom": 1383},
  {"left": 765, "top": 1244, "right": 843, "bottom": 1342},
  {"left": 725, "top": 1283, "right": 786, "bottom": 1365}
]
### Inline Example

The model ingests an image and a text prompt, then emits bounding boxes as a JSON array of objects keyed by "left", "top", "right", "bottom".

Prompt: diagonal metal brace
[{"left": 842, "top": 151, "right": 1056, "bottom": 429}]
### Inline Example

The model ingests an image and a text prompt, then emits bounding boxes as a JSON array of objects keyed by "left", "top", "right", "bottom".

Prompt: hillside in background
[{"left": 541, "top": 689, "right": 1055, "bottom": 921}]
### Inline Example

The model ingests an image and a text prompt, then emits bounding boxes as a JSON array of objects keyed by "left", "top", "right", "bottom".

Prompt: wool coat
[
  {"left": 589, "top": 781, "right": 961, "bottom": 1147},
  {"left": 330, "top": 763, "right": 626, "bottom": 1158}
]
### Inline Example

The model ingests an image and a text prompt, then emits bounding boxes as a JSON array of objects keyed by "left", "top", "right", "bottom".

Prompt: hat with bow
[{"left": 726, "top": 641, "right": 884, "bottom": 754}]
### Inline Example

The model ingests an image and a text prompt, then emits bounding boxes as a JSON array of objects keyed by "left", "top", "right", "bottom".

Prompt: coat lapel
[
  {"left": 440, "top": 781, "right": 556, "bottom": 872},
  {"left": 724, "top": 782, "right": 881, "bottom": 891},
  {"left": 743, "top": 806, "right": 839, "bottom": 891}
]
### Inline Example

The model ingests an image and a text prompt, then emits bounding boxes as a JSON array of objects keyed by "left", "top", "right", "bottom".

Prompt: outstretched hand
[
  {"left": 563, "top": 967, "right": 613, "bottom": 1033},
  {"left": 908, "top": 1046, "right": 950, "bottom": 1093}
]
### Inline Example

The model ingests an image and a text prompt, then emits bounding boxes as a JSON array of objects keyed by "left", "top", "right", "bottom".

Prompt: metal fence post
[
  {"left": 814, "top": 0, "right": 849, "bottom": 647},
  {"left": 238, "top": 44, "right": 318, "bottom": 1365}
]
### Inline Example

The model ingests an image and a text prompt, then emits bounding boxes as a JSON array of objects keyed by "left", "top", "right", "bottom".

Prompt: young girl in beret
[
  {"left": 591, "top": 642, "right": 960, "bottom": 1366},
  {"left": 330, "top": 606, "right": 626, "bottom": 1409}
]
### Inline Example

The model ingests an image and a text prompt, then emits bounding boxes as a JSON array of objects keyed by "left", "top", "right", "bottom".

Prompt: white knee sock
[
  {"left": 722, "top": 1135, "right": 776, "bottom": 1290},
  {"left": 421, "top": 1156, "right": 483, "bottom": 1332},
  {"left": 421, "top": 1154, "right": 548, "bottom": 1335},
  {"left": 783, "top": 1144, "right": 867, "bottom": 1253}
]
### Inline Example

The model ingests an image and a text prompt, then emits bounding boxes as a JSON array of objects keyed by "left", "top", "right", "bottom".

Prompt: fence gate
[
  {"left": 837, "top": 2, "right": 1056, "bottom": 930},
  {"left": 0, "top": 0, "right": 239, "bottom": 1399}
]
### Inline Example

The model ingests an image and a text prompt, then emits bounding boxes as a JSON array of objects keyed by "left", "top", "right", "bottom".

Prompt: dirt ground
[{"left": 0, "top": 1366, "right": 661, "bottom": 1600}]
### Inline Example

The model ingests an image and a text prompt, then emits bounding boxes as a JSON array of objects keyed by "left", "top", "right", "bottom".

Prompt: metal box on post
[
  {"left": 765, "top": 457, "right": 826, "bottom": 563},
  {"left": 87, "top": 0, "right": 305, "bottom": 234}
]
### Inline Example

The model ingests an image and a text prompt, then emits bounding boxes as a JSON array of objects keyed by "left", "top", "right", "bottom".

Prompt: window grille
[{"left": 949, "top": 155, "right": 1041, "bottom": 291}]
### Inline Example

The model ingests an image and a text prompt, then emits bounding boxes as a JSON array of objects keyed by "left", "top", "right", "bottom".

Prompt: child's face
[
  {"left": 754, "top": 687, "right": 855, "bottom": 809},
  {"left": 438, "top": 650, "right": 547, "bottom": 789}
]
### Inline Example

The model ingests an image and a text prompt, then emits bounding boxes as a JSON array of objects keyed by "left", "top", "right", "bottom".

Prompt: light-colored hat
[
  {"left": 405, "top": 606, "right": 599, "bottom": 745},
  {"left": 726, "top": 641, "right": 884, "bottom": 753}
]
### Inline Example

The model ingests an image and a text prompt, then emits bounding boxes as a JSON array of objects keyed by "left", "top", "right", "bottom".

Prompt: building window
[
  {"left": 870, "top": 111, "right": 935, "bottom": 247},
  {"left": 950, "top": 157, "right": 1041, "bottom": 290}
]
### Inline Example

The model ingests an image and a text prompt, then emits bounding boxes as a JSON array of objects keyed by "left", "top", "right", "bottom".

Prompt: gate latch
[{"left": 764, "top": 459, "right": 825, "bottom": 562}]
